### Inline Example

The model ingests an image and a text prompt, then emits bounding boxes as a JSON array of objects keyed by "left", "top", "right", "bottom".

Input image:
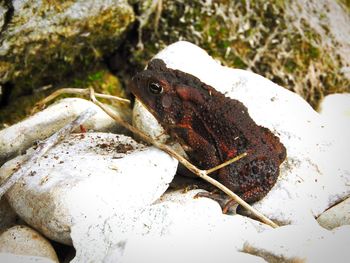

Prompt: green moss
[
  {"left": 1, "top": 1, "right": 135, "bottom": 103},
  {"left": 338, "top": 0, "right": 350, "bottom": 11},
  {"left": 0, "top": 67, "right": 127, "bottom": 127},
  {"left": 284, "top": 59, "right": 297, "bottom": 73},
  {"left": 127, "top": 0, "right": 349, "bottom": 108},
  {"left": 232, "top": 56, "right": 248, "bottom": 69}
]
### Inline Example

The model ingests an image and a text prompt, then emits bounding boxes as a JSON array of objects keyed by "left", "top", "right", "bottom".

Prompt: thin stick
[
  {"left": 32, "top": 88, "right": 130, "bottom": 113},
  {"left": 88, "top": 88, "right": 278, "bottom": 228},
  {"left": 29, "top": 87, "right": 278, "bottom": 228},
  {"left": 205, "top": 152, "right": 248, "bottom": 175},
  {"left": 0, "top": 108, "right": 97, "bottom": 199}
]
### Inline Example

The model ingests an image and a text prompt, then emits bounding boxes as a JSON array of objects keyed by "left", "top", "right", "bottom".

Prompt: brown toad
[{"left": 130, "top": 59, "right": 286, "bottom": 203}]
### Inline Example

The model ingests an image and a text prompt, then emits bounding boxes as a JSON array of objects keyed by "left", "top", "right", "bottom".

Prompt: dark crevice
[
  {"left": 0, "top": 82, "right": 13, "bottom": 107},
  {"left": 104, "top": 8, "right": 141, "bottom": 98},
  {"left": 0, "top": 0, "right": 14, "bottom": 38}
]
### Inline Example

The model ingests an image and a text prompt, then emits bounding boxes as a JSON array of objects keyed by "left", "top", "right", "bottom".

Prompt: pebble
[
  {"left": 317, "top": 197, "right": 350, "bottom": 229},
  {"left": 0, "top": 98, "right": 130, "bottom": 165},
  {"left": 133, "top": 41, "right": 350, "bottom": 224},
  {"left": 0, "top": 225, "right": 58, "bottom": 262},
  {"left": 0, "top": 133, "right": 177, "bottom": 245}
]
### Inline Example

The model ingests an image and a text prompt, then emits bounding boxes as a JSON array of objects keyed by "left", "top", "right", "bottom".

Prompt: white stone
[
  {"left": 0, "top": 133, "right": 177, "bottom": 246},
  {"left": 133, "top": 99, "right": 169, "bottom": 143},
  {"left": 133, "top": 100, "right": 188, "bottom": 159},
  {"left": 135, "top": 190, "right": 270, "bottom": 239},
  {"left": 0, "top": 253, "right": 56, "bottom": 263},
  {"left": 244, "top": 224, "right": 350, "bottom": 263},
  {"left": 116, "top": 236, "right": 267, "bottom": 263},
  {"left": 103, "top": 190, "right": 269, "bottom": 263},
  {"left": 318, "top": 93, "right": 350, "bottom": 178},
  {"left": 317, "top": 197, "right": 350, "bottom": 229},
  {"left": 318, "top": 93, "right": 350, "bottom": 122},
  {"left": 0, "top": 225, "right": 58, "bottom": 262},
  {"left": 305, "top": 225, "right": 350, "bottom": 263},
  {"left": 0, "top": 98, "right": 130, "bottom": 164},
  {"left": 133, "top": 41, "right": 350, "bottom": 224}
]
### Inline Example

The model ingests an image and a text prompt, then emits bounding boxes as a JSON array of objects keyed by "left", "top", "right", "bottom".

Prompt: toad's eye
[{"left": 149, "top": 82, "right": 163, "bottom": 94}]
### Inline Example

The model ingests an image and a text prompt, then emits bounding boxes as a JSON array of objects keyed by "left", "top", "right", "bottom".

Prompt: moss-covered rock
[
  {"left": 0, "top": 0, "right": 135, "bottom": 100},
  {"left": 0, "top": 67, "right": 127, "bottom": 128},
  {"left": 1, "top": 0, "right": 349, "bottom": 127},
  {"left": 129, "top": 0, "right": 350, "bottom": 108}
]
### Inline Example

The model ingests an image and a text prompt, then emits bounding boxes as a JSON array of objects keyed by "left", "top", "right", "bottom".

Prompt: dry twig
[
  {"left": 88, "top": 88, "right": 278, "bottom": 228},
  {"left": 29, "top": 87, "right": 279, "bottom": 228},
  {"left": 32, "top": 88, "right": 130, "bottom": 114}
]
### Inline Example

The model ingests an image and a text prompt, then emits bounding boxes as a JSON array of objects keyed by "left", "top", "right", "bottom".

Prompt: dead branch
[
  {"left": 32, "top": 88, "right": 130, "bottom": 114},
  {"left": 88, "top": 88, "right": 279, "bottom": 228},
  {"left": 27, "top": 87, "right": 278, "bottom": 228}
]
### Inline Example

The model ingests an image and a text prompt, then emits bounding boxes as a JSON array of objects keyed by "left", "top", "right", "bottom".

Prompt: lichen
[
  {"left": 128, "top": 0, "right": 350, "bottom": 108},
  {"left": 0, "top": 0, "right": 135, "bottom": 98}
]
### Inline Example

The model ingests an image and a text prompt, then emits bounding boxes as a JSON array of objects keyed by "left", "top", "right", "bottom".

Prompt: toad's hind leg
[
  {"left": 244, "top": 158, "right": 279, "bottom": 203},
  {"left": 220, "top": 157, "right": 279, "bottom": 204}
]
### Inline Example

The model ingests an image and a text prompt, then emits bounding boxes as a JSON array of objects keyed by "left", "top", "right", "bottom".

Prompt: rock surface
[
  {"left": 133, "top": 41, "right": 350, "bottom": 224},
  {"left": 244, "top": 224, "right": 350, "bottom": 263},
  {"left": 0, "top": 98, "right": 130, "bottom": 165},
  {"left": 319, "top": 93, "right": 350, "bottom": 120},
  {"left": 317, "top": 197, "right": 350, "bottom": 230},
  {"left": 0, "top": 225, "right": 58, "bottom": 262},
  {"left": 116, "top": 237, "right": 268, "bottom": 263},
  {"left": 0, "top": 132, "right": 177, "bottom": 245},
  {"left": 0, "top": 0, "right": 135, "bottom": 97},
  {"left": 319, "top": 93, "right": 350, "bottom": 138},
  {"left": 0, "top": 253, "right": 56, "bottom": 263},
  {"left": 102, "top": 190, "right": 269, "bottom": 263}
]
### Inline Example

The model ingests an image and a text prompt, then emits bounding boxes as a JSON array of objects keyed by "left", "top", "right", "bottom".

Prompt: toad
[{"left": 130, "top": 59, "right": 286, "bottom": 203}]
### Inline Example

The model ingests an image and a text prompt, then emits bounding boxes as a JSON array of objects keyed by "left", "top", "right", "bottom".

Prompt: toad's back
[{"left": 130, "top": 59, "right": 287, "bottom": 203}]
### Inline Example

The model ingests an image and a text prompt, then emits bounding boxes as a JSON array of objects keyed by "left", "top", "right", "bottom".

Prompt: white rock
[
  {"left": 133, "top": 100, "right": 188, "bottom": 159},
  {"left": 318, "top": 93, "right": 350, "bottom": 122},
  {"left": 104, "top": 190, "right": 269, "bottom": 263},
  {"left": 0, "top": 253, "right": 56, "bottom": 263},
  {"left": 318, "top": 93, "right": 350, "bottom": 178},
  {"left": 116, "top": 236, "right": 267, "bottom": 263},
  {"left": 0, "top": 225, "right": 58, "bottom": 262},
  {"left": 244, "top": 224, "right": 350, "bottom": 263},
  {"left": 305, "top": 225, "right": 350, "bottom": 263},
  {"left": 135, "top": 190, "right": 270, "bottom": 238},
  {"left": 133, "top": 41, "right": 350, "bottom": 224},
  {"left": 317, "top": 197, "right": 350, "bottom": 229},
  {"left": 0, "top": 98, "right": 130, "bottom": 164},
  {"left": 0, "top": 198, "right": 17, "bottom": 231},
  {"left": 133, "top": 100, "right": 169, "bottom": 143},
  {"left": 0, "top": 133, "right": 177, "bottom": 246}
]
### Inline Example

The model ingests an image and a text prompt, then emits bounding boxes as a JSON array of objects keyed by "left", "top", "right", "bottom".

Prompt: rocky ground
[
  {"left": 0, "top": 41, "right": 350, "bottom": 263},
  {"left": 0, "top": 1, "right": 350, "bottom": 262}
]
